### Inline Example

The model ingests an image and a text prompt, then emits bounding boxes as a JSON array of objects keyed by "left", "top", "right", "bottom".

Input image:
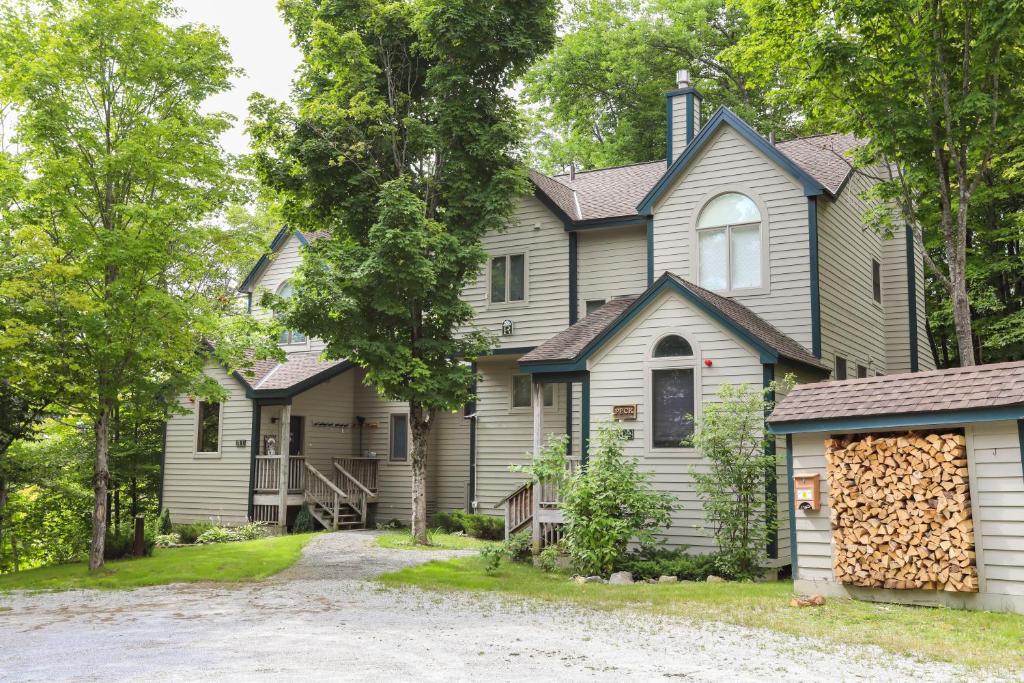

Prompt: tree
[
  {"left": 688, "top": 380, "right": 789, "bottom": 580},
  {"left": 740, "top": 0, "right": 1024, "bottom": 366},
  {"left": 0, "top": 0, "right": 278, "bottom": 569},
  {"left": 522, "top": 0, "right": 806, "bottom": 171},
  {"left": 250, "top": 0, "right": 557, "bottom": 544}
]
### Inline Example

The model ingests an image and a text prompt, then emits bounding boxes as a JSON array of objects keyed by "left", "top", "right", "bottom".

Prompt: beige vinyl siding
[
  {"left": 248, "top": 233, "right": 325, "bottom": 354},
  {"left": 429, "top": 406, "right": 471, "bottom": 513},
  {"left": 289, "top": 370, "right": 357, "bottom": 470},
  {"left": 913, "top": 235, "right": 936, "bottom": 370},
  {"left": 790, "top": 431, "right": 834, "bottom": 580},
  {"left": 350, "top": 369, "right": 413, "bottom": 520},
  {"left": 586, "top": 290, "right": 770, "bottom": 554},
  {"left": 650, "top": 124, "right": 813, "bottom": 351},
  {"left": 670, "top": 95, "right": 687, "bottom": 163},
  {"left": 463, "top": 195, "right": 570, "bottom": 349},
  {"left": 162, "top": 363, "right": 253, "bottom": 525},
  {"left": 817, "top": 171, "right": 887, "bottom": 376},
  {"left": 473, "top": 355, "right": 566, "bottom": 513},
  {"left": 576, "top": 224, "right": 648, "bottom": 321},
  {"left": 881, "top": 228, "right": 912, "bottom": 374}
]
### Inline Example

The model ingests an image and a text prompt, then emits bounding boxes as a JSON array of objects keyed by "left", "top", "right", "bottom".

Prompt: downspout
[
  {"left": 467, "top": 361, "right": 477, "bottom": 512},
  {"left": 808, "top": 197, "right": 821, "bottom": 358}
]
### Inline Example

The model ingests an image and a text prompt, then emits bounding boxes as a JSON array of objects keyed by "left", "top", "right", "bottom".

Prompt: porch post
[
  {"left": 279, "top": 403, "right": 291, "bottom": 530},
  {"left": 531, "top": 380, "right": 544, "bottom": 547}
]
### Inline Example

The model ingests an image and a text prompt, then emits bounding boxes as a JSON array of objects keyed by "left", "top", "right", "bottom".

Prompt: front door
[{"left": 289, "top": 415, "right": 303, "bottom": 456}]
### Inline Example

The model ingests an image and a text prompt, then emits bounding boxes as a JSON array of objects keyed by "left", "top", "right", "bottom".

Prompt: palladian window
[
  {"left": 276, "top": 281, "right": 307, "bottom": 345},
  {"left": 696, "top": 192, "right": 762, "bottom": 291}
]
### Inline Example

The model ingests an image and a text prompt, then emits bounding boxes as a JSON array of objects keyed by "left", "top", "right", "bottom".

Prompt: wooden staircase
[{"left": 302, "top": 460, "right": 376, "bottom": 530}]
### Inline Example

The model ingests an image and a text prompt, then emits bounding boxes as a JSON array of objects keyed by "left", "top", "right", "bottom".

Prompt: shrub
[
  {"left": 376, "top": 518, "right": 405, "bottom": 530},
  {"left": 195, "top": 526, "right": 241, "bottom": 544},
  {"left": 103, "top": 528, "right": 155, "bottom": 560},
  {"left": 173, "top": 522, "right": 215, "bottom": 544},
  {"left": 293, "top": 504, "right": 315, "bottom": 533},
  {"left": 429, "top": 511, "right": 463, "bottom": 533},
  {"left": 154, "top": 533, "right": 181, "bottom": 548},
  {"left": 536, "top": 542, "right": 565, "bottom": 573},
  {"left": 479, "top": 544, "right": 504, "bottom": 573},
  {"left": 614, "top": 547, "right": 725, "bottom": 581},
  {"left": 503, "top": 530, "right": 532, "bottom": 563},
  {"left": 235, "top": 521, "right": 271, "bottom": 541},
  {"left": 456, "top": 512, "right": 504, "bottom": 540},
  {"left": 157, "top": 508, "right": 172, "bottom": 535},
  {"left": 561, "top": 424, "right": 676, "bottom": 576},
  {"left": 688, "top": 379, "right": 792, "bottom": 580}
]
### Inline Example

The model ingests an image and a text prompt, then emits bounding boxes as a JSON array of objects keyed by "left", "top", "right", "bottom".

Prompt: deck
[{"left": 251, "top": 456, "right": 379, "bottom": 529}]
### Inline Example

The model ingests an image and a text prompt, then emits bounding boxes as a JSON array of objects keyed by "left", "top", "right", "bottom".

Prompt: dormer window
[
  {"left": 696, "top": 192, "right": 762, "bottom": 291},
  {"left": 276, "top": 281, "right": 307, "bottom": 345}
]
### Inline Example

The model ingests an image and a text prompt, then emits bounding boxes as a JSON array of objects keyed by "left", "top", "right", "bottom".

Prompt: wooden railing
[
  {"left": 333, "top": 457, "right": 378, "bottom": 492},
  {"left": 332, "top": 461, "right": 372, "bottom": 525},
  {"left": 502, "top": 482, "right": 534, "bottom": 536},
  {"left": 537, "top": 457, "right": 581, "bottom": 508},
  {"left": 253, "top": 456, "right": 306, "bottom": 493},
  {"left": 304, "top": 462, "right": 347, "bottom": 528}
]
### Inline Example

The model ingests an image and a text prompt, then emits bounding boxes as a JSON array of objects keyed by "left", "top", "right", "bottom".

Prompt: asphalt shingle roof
[
  {"left": 775, "top": 133, "right": 862, "bottom": 196},
  {"left": 236, "top": 351, "right": 350, "bottom": 393},
  {"left": 519, "top": 273, "right": 826, "bottom": 371},
  {"left": 767, "top": 360, "right": 1024, "bottom": 425}
]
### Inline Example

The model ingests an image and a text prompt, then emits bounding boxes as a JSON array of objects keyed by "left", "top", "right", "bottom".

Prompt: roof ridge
[{"left": 551, "top": 158, "right": 666, "bottom": 178}]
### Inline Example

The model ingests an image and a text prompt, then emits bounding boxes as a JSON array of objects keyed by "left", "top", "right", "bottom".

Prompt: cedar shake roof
[
  {"left": 519, "top": 273, "right": 826, "bottom": 371},
  {"left": 768, "top": 360, "right": 1024, "bottom": 425},
  {"left": 235, "top": 351, "right": 351, "bottom": 394},
  {"left": 528, "top": 130, "right": 862, "bottom": 223}
]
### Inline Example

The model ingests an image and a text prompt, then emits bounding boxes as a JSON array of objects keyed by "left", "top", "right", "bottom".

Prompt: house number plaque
[{"left": 612, "top": 404, "right": 638, "bottom": 420}]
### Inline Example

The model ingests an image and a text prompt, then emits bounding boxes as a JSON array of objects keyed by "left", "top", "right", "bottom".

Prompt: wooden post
[
  {"left": 279, "top": 404, "right": 291, "bottom": 530},
  {"left": 531, "top": 380, "right": 543, "bottom": 549},
  {"left": 132, "top": 515, "right": 145, "bottom": 557}
]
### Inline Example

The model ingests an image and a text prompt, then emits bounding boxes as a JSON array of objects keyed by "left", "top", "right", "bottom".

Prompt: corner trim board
[
  {"left": 906, "top": 225, "right": 920, "bottom": 372},
  {"left": 808, "top": 197, "right": 821, "bottom": 358},
  {"left": 646, "top": 218, "right": 654, "bottom": 287},
  {"left": 763, "top": 363, "right": 779, "bottom": 560},
  {"left": 785, "top": 434, "right": 797, "bottom": 577},
  {"left": 569, "top": 231, "right": 578, "bottom": 325},
  {"left": 581, "top": 373, "right": 591, "bottom": 466}
]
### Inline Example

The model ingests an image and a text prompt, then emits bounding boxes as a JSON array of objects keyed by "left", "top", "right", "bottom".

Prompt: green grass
[
  {"left": 0, "top": 533, "right": 315, "bottom": 592},
  {"left": 379, "top": 556, "right": 1024, "bottom": 672},
  {"left": 375, "top": 530, "right": 497, "bottom": 551}
]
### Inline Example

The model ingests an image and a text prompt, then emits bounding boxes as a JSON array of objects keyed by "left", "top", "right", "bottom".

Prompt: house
[{"left": 161, "top": 70, "right": 934, "bottom": 564}]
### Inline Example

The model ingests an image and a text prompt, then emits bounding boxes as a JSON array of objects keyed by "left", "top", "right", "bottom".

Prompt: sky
[{"left": 172, "top": 0, "right": 302, "bottom": 156}]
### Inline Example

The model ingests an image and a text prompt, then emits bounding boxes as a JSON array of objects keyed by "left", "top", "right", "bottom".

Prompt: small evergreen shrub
[
  {"left": 173, "top": 522, "right": 215, "bottom": 544},
  {"left": 293, "top": 504, "right": 315, "bottom": 533},
  {"left": 456, "top": 512, "right": 504, "bottom": 540},
  {"left": 157, "top": 508, "right": 172, "bottom": 535},
  {"left": 429, "top": 511, "right": 463, "bottom": 533},
  {"left": 614, "top": 547, "right": 725, "bottom": 581}
]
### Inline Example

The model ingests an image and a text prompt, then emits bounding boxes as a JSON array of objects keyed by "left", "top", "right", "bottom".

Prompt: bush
[
  {"left": 477, "top": 530, "right": 532, "bottom": 573},
  {"left": 456, "top": 512, "right": 504, "bottom": 540},
  {"left": 157, "top": 508, "right": 172, "bottom": 535},
  {"left": 561, "top": 425, "right": 676, "bottom": 576},
  {"left": 688, "top": 380, "right": 791, "bottom": 580},
  {"left": 103, "top": 528, "right": 155, "bottom": 560},
  {"left": 614, "top": 547, "right": 725, "bottom": 581},
  {"left": 154, "top": 533, "right": 180, "bottom": 548},
  {"left": 429, "top": 511, "right": 463, "bottom": 533},
  {"left": 376, "top": 518, "right": 405, "bottom": 530},
  {"left": 293, "top": 504, "right": 315, "bottom": 533},
  {"left": 479, "top": 544, "right": 503, "bottom": 573},
  {"left": 195, "top": 526, "right": 241, "bottom": 544},
  {"left": 234, "top": 521, "right": 271, "bottom": 541},
  {"left": 536, "top": 542, "right": 565, "bottom": 573},
  {"left": 173, "top": 522, "right": 215, "bottom": 544}
]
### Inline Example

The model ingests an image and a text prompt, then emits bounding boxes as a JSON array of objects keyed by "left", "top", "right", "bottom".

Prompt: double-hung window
[
  {"left": 650, "top": 335, "right": 696, "bottom": 448},
  {"left": 196, "top": 401, "right": 221, "bottom": 454},
  {"left": 696, "top": 193, "right": 762, "bottom": 291},
  {"left": 490, "top": 254, "right": 526, "bottom": 304},
  {"left": 511, "top": 374, "right": 553, "bottom": 409}
]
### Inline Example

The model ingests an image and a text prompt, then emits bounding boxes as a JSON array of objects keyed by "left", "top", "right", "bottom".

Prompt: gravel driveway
[{"left": 0, "top": 531, "right": 1006, "bottom": 682}]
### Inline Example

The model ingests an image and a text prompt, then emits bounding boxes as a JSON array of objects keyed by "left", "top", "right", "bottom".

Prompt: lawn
[
  {"left": 375, "top": 530, "right": 496, "bottom": 551},
  {"left": 0, "top": 533, "right": 315, "bottom": 592},
  {"left": 379, "top": 556, "right": 1024, "bottom": 673}
]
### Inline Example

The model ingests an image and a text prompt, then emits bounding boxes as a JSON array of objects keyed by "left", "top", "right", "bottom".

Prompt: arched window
[
  {"left": 276, "top": 282, "right": 307, "bottom": 345},
  {"left": 653, "top": 334, "right": 693, "bottom": 358},
  {"left": 696, "top": 192, "right": 762, "bottom": 291}
]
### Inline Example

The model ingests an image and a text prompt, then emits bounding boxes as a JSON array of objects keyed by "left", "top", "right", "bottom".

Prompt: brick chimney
[{"left": 666, "top": 69, "right": 703, "bottom": 165}]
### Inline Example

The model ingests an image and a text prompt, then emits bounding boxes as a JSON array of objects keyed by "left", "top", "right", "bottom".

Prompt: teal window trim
[
  {"left": 785, "top": 434, "right": 797, "bottom": 578},
  {"left": 665, "top": 94, "right": 673, "bottom": 166},
  {"left": 906, "top": 225, "right": 919, "bottom": 372},
  {"left": 770, "top": 404, "right": 1024, "bottom": 435},
  {"left": 808, "top": 197, "right": 821, "bottom": 358},
  {"left": 646, "top": 218, "right": 654, "bottom": 286},
  {"left": 763, "top": 363, "right": 778, "bottom": 560}
]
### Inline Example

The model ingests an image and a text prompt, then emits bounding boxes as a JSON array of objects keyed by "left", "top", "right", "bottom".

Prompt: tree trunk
[
  {"left": 950, "top": 271, "right": 976, "bottom": 366},
  {"left": 89, "top": 401, "right": 112, "bottom": 571},
  {"left": 409, "top": 401, "right": 432, "bottom": 545}
]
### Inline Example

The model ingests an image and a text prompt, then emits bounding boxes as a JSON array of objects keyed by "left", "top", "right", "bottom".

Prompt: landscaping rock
[
  {"left": 609, "top": 571, "right": 633, "bottom": 585},
  {"left": 706, "top": 575, "right": 726, "bottom": 583},
  {"left": 657, "top": 575, "right": 678, "bottom": 583},
  {"left": 572, "top": 575, "right": 606, "bottom": 584}
]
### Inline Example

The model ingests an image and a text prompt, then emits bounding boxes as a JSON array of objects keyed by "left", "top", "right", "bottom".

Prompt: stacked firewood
[{"left": 825, "top": 432, "right": 978, "bottom": 593}]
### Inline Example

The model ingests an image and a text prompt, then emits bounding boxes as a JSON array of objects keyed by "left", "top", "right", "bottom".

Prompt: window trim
[
  {"left": 584, "top": 299, "right": 606, "bottom": 317},
  {"left": 275, "top": 281, "right": 310, "bottom": 349},
  {"left": 510, "top": 373, "right": 556, "bottom": 411},
  {"left": 194, "top": 399, "right": 224, "bottom": 457},
  {"left": 692, "top": 189, "right": 770, "bottom": 295},
  {"left": 486, "top": 252, "right": 529, "bottom": 309},
  {"left": 388, "top": 413, "right": 410, "bottom": 462},
  {"left": 646, "top": 332, "right": 700, "bottom": 452}
]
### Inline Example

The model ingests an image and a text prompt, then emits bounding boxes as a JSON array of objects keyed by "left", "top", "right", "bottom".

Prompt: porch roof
[
  {"left": 234, "top": 351, "right": 353, "bottom": 399},
  {"left": 519, "top": 272, "right": 828, "bottom": 374}
]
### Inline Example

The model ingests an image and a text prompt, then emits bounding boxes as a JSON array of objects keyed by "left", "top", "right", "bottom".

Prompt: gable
[{"left": 238, "top": 227, "right": 309, "bottom": 295}]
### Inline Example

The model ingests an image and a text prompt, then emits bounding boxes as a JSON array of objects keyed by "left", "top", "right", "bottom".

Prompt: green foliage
[
  {"left": 154, "top": 533, "right": 180, "bottom": 548},
  {"left": 477, "top": 530, "right": 532, "bottom": 573},
  {"left": 614, "top": 547, "right": 724, "bottom": 581},
  {"left": 234, "top": 521, "right": 271, "bottom": 542},
  {"left": 195, "top": 526, "right": 241, "bottom": 545},
  {"left": 429, "top": 511, "right": 463, "bottom": 533},
  {"left": 561, "top": 425, "right": 676, "bottom": 576},
  {"left": 427, "top": 511, "right": 505, "bottom": 540},
  {"left": 536, "top": 542, "right": 566, "bottom": 573},
  {"left": 293, "top": 504, "right": 316, "bottom": 533},
  {"left": 479, "top": 543, "right": 504, "bottom": 574},
  {"left": 103, "top": 528, "right": 155, "bottom": 561},
  {"left": 510, "top": 433, "right": 569, "bottom": 487},
  {"left": 172, "top": 522, "right": 215, "bottom": 545},
  {"left": 688, "top": 380, "right": 790, "bottom": 580},
  {"left": 522, "top": 0, "right": 807, "bottom": 171},
  {"left": 157, "top": 509, "right": 172, "bottom": 536}
]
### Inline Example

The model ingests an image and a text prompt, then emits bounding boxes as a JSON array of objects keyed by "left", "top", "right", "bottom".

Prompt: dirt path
[{"left": 0, "top": 531, "right": 1004, "bottom": 682}]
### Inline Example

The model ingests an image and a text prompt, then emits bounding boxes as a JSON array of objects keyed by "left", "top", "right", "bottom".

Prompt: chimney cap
[{"left": 676, "top": 69, "right": 690, "bottom": 88}]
